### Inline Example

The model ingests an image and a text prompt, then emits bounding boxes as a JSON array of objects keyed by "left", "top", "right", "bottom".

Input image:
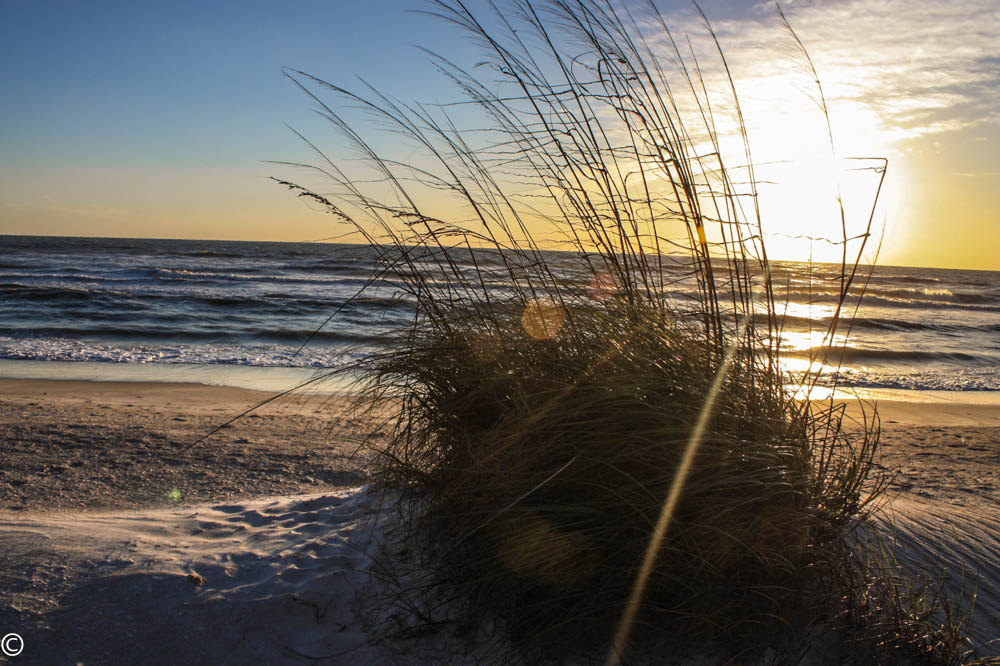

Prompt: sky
[{"left": 1, "top": 0, "right": 997, "bottom": 270}]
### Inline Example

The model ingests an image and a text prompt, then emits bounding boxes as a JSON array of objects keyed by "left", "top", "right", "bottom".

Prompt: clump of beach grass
[
  {"left": 276, "top": 0, "right": 972, "bottom": 662},
  {"left": 358, "top": 301, "right": 875, "bottom": 658}
]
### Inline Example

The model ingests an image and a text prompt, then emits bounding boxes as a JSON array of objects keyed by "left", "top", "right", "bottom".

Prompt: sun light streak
[{"left": 604, "top": 322, "right": 746, "bottom": 666}]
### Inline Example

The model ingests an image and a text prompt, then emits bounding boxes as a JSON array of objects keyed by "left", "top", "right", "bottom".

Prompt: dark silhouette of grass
[{"left": 275, "top": 0, "right": 974, "bottom": 663}]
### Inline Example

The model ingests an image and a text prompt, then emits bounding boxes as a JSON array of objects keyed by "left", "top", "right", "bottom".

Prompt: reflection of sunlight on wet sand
[
  {"left": 772, "top": 332, "right": 845, "bottom": 395},
  {"left": 789, "top": 384, "right": 1000, "bottom": 405},
  {"left": 781, "top": 356, "right": 838, "bottom": 402}
]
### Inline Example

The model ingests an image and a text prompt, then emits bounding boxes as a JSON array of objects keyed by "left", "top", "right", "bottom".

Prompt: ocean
[{"left": 2, "top": 235, "right": 998, "bottom": 399}]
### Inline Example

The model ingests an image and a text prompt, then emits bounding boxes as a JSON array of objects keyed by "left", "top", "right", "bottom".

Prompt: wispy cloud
[{"left": 675, "top": 0, "right": 1000, "bottom": 151}]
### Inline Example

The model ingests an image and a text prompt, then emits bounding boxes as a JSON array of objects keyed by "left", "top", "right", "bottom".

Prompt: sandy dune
[
  {"left": 0, "top": 489, "right": 393, "bottom": 665},
  {"left": 1, "top": 380, "right": 998, "bottom": 663},
  {"left": 879, "top": 496, "right": 1000, "bottom": 657}
]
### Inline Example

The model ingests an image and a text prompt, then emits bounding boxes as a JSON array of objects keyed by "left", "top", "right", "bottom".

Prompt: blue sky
[
  {"left": 1, "top": 1, "right": 456, "bottom": 168},
  {"left": 1, "top": 0, "right": 997, "bottom": 269}
]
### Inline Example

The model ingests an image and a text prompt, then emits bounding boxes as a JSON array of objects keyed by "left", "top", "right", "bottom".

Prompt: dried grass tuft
[{"left": 277, "top": 0, "right": 972, "bottom": 662}]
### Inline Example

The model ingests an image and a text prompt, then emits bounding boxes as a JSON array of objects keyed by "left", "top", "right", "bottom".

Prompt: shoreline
[
  {"left": 0, "top": 358, "right": 352, "bottom": 394},
  {"left": 2, "top": 377, "right": 998, "bottom": 511},
  {"left": 5, "top": 357, "right": 1000, "bottom": 405}
]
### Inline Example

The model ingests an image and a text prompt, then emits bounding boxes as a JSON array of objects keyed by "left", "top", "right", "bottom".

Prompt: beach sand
[
  {"left": 1, "top": 380, "right": 998, "bottom": 664},
  {"left": 0, "top": 379, "right": 370, "bottom": 511}
]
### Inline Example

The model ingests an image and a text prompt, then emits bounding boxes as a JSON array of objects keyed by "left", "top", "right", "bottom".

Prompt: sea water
[{"left": 2, "top": 235, "right": 998, "bottom": 398}]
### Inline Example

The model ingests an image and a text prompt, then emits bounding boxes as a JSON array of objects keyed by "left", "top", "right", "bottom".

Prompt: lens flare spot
[
  {"left": 166, "top": 488, "right": 181, "bottom": 501},
  {"left": 497, "top": 512, "right": 597, "bottom": 587},
  {"left": 588, "top": 272, "right": 617, "bottom": 301},
  {"left": 521, "top": 299, "right": 565, "bottom": 340}
]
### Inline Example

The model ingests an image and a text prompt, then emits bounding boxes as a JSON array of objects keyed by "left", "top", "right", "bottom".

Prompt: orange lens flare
[
  {"left": 521, "top": 300, "right": 566, "bottom": 340},
  {"left": 587, "top": 272, "right": 617, "bottom": 301},
  {"left": 497, "top": 512, "right": 598, "bottom": 588}
]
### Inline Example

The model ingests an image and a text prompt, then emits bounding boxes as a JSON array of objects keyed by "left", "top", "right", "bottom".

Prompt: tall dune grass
[{"left": 276, "top": 0, "right": 969, "bottom": 662}]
